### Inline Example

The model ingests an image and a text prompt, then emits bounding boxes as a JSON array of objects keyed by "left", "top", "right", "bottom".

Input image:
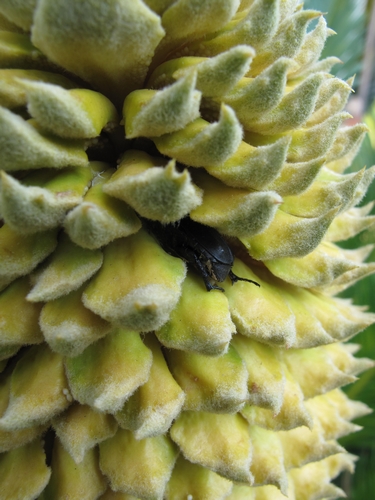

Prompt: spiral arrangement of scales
[{"left": 0, "top": 1, "right": 375, "bottom": 499}]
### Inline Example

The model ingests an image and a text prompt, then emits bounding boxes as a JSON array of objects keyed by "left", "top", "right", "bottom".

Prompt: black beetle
[{"left": 141, "top": 217, "right": 260, "bottom": 292}]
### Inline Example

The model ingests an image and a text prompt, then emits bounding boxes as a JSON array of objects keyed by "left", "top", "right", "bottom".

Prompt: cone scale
[{"left": 0, "top": 1, "right": 374, "bottom": 499}]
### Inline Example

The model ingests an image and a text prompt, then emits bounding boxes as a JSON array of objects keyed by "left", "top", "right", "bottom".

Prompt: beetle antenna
[{"left": 229, "top": 271, "right": 260, "bottom": 287}]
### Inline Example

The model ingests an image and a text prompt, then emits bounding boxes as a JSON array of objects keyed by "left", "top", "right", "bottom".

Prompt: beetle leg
[
  {"left": 229, "top": 270, "right": 260, "bottom": 288},
  {"left": 191, "top": 252, "right": 225, "bottom": 292},
  {"left": 204, "top": 280, "right": 225, "bottom": 292}
]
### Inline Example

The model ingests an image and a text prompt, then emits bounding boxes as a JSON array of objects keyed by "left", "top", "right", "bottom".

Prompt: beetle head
[{"left": 207, "top": 259, "right": 232, "bottom": 282}]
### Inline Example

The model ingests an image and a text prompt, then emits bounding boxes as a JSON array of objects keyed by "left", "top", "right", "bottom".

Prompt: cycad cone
[{"left": 0, "top": 1, "right": 375, "bottom": 499}]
